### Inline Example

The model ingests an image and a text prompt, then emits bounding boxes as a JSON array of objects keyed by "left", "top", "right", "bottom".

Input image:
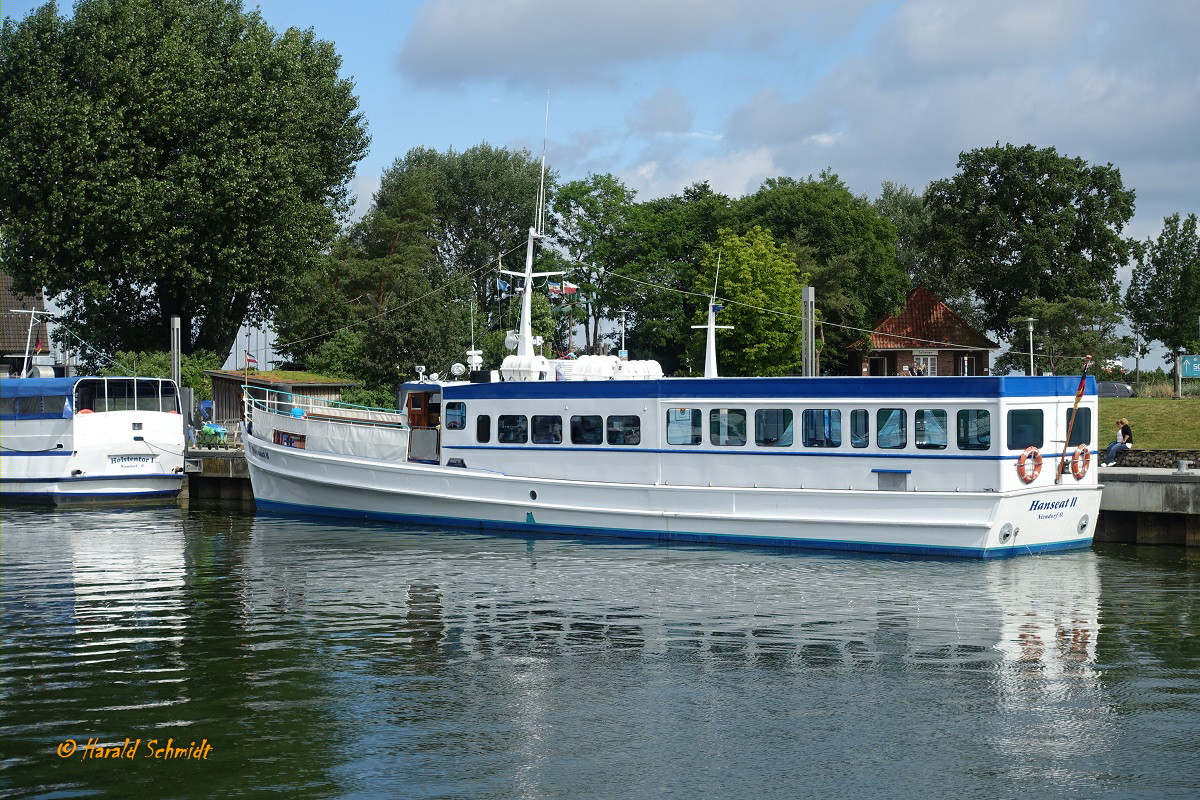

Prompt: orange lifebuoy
[
  {"left": 1016, "top": 446, "right": 1042, "bottom": 483},
  {"left": 77, "top": 409, "right": 94, "bottom": 414},
  {"left": 1070, "top": 444, "right": 1091, "bottom": 479}
]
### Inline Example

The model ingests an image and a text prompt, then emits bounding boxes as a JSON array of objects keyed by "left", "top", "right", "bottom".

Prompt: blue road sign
[{"left": 1183, "top": 355, "right": 1200, "bottom": 378}]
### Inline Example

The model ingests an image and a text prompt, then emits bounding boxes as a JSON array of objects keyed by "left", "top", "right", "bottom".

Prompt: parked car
[{"left": 1098, "top": 381, "right": 1134, "bottom": 398}]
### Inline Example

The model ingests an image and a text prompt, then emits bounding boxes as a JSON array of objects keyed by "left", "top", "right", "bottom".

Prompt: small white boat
[
  {"left": 1, "top": 376, "right": 186, "bottom": 504},
  {"left": 242, "top": 227, "right": 1102, "bottom": 558}
]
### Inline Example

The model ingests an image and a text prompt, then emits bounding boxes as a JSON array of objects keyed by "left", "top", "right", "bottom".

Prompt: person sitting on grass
[{"left": 1102, "top": 418, "right": 1133, "bottom": 466}]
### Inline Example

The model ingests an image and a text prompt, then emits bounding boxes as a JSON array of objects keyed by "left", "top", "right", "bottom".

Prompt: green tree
[
  {"left": 0, "top": 0, "right": 368, "bottom": 359},
  {"left": 873, "top": 181, "right": 935, "bottom": 291},
  {"left": 618, "top": 182, "right": 735, "bottom": 374},
  {"left": 549, "top": 173, "right": 637, "bottom": 353},
  {"left": 923, "top": 143, "right": 1136, "bottom": 339},
  {"left": 735, "top": 172, "right": 909, "bottom": 373},
  {"left": 372, "top": 144, "right": 552, "bottom": 324},
  {"left": 692, "top": 227, "right": 806, "bottom": 377},
  {"left": 993, "top": 297, "right": 1130, "bottom": 376},
  {"left": 1126, "top": 213, "right": 1200, "bottom": 359},
  {"left": 100, "top": 349, "right": 224, "bottom": 398}
]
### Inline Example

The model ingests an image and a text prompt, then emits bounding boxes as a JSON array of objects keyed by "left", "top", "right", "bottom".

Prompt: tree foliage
[
  {"left": 693, "top": 227, "right": 806, "bottom": 376},
  {"left": 373, "top": 144, "right": 552, "bottom": 323},
  {"left": 1126, "top": 212, "right": 1200, "bottom": 357},
  {"left": 99, "top": 349, "right": 224, "bottom": 398},
  {"left": 992, "top": 296, "right": 1130, "bottom": 376},
  {"left": 0, "top": 0, "right": 368, "bottom": 360},
  {"left": 549, "top": 173, "right": 636, "bottom": 353},
  {"left": 923, "top": 144, "right": 1135, "bottom": 339}
]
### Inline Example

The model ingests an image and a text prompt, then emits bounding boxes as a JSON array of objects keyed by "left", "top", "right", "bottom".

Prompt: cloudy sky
[{"left": 6, "top": 0, "right": 1196, "bottom": 245}]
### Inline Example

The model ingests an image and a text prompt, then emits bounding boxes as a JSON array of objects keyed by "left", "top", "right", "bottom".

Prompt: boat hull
[
  {"left": 0, "top": 474, "right": 185, "bottom": 505},
  {"left": 246, "top": 439, "right": 1098, "bottom": 558}
]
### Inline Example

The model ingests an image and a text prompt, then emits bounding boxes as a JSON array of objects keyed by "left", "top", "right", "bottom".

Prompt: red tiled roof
[
  {"left": 867, "top": 288, "right": 998, "bottom": 351},
  {"left": 1, "top": 271, "right": 48, "bottom": 356}
]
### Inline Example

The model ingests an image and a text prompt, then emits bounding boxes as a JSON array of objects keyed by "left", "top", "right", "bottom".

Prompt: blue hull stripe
[
  {"left": 0, "top": 450, "right": 72, "bottom": 456},
  {"left": 253, "top": 498, "right": 1092, "bottom": 560},
  {"left": 1, "top": 489, "right": 180, "bottom": 504}
]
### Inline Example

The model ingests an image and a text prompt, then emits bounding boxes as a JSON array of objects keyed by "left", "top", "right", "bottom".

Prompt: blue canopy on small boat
[{"left": 0, "top": 376, "right": 82, "bottom": 399}]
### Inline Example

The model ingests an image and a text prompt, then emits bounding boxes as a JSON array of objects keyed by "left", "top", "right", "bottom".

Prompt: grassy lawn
[{"left": 1098, "top": 398, "right": 1200, "bottom": 450}]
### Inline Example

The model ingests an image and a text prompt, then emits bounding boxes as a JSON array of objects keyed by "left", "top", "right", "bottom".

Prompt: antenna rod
[{"left": 536, "top": 90, "right": 549, "bottom": 234}]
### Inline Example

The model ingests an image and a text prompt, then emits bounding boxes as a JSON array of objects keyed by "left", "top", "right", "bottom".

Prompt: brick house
[
  {"left": 2, "top": 271, "right": 50, "bottom": 376},
  {"left": 853, "top": 287, "right": 998, "bottom": 377}
]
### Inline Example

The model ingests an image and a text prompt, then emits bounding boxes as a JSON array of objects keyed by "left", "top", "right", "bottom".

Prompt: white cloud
[
  {"left": 629, "top": 87, "right": 694, "bottom": 137},
  {"left": 618, "top": 147, "right": 778, "bottom": 200},
  {"left": 397, "top": 0, "right": 870, "bottom": 88}
]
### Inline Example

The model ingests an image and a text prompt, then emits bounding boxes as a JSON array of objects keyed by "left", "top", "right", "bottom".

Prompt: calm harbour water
[{"left": 2, "top": 506, "right": 1199, "bottom": 799}]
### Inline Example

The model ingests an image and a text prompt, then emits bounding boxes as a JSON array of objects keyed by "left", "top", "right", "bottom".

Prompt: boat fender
[
  {"left": 1016, "top": 446, "right": 1042, "bottom": 483},
  {"left": 1070, "top": 444, "right": 1091, "bottom": 480},
  {"left": 78, "top": 409, "right": 94, "bottom": 414}
]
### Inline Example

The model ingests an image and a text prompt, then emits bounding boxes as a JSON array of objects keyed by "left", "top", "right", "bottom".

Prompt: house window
[{"left": 914, "top": 355, "right": 937, "bottom": 376}]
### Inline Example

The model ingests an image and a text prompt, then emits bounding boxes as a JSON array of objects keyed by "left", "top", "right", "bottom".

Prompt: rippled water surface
[{"left": 3, "top": 506, "right": 1200, "bottom": 799}]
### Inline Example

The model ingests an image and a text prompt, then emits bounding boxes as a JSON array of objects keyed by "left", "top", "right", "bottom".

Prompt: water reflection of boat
[{"left": 1, "top": 376, "right": 186, "bottom": 504}]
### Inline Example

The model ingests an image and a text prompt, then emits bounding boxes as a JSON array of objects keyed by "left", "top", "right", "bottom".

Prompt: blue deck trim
[
  {"left": 444, "top": 375, "right": 1095, "bottom": 402},
  {"left": 0, "top": 449, "right": 72, "bottom": 456},
  {"left": 253, "top": 498, "right": 1092, "bottom": 560},
  {"left": 871, "top": 468, "right": 912, "bottom": 474}
]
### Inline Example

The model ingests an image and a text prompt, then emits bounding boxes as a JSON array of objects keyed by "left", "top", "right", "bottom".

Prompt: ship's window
[
  {"left": 497, "top": 414, "right": 528, "bottom": 444},
  {"left": 160, "top": 381, "right": 179, "bottom": 413},
  {"left": 915, "top": 409, "right": 948, "bottom": 450},
  {"left": 136, "top": 379, "right": 160, "bottom": 411},
  {"left": 409, "top": 394, "right": 423, "bottom": 409},
  {"left": 709, "top": 408, "right": 747, "bottom": 446},
  {"left": 850, "top": 409, "right": 869, "bottom": 448},
  {"left": 571, "top": 415, "right": 603, "bottom": 445},
  {"left": 756, "top": 409, "right": 794, "bottom": 447},
  {"left": 107, "top": 380, "right": 134, "bottom": 411},
  {"left": 801, "top": 408, "right": 840, "bottom": 447},
  {"left": 877, "top": 408, "right": 907, "bottom": 449},
  {"left": 666, "top": 408, "right": 702, "bottom": 445},
  {"left": 15, "top": 397, "right": 41, "bottom": 416},
  {"left": 957, "top": 410, "right": 991, "bottom": 450},
  {"left": 1065, "top": 407, "right": 1091, "bottom": 446},
  {"left": 476, "top": 414, "right": 491, "bottom": 443},
  {"left": 607, "top": 415, "right": 641, "bottom": 446},
  {"left": 532, "top": 415, "right": 563, "bottom": 444},
  {"left": 445, "top": 402, "right": 466, "bottom": 430},
  {"left": 41, "top": 395, "right": 67, "bottom": 416},
  {"left": 1007, "top": 409, "right": 1043, "bottom": 450}
]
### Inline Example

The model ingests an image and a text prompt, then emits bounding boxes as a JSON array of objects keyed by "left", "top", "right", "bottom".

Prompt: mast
[{"left": 690, "top": 255, "right": 731, "bottom": 378}]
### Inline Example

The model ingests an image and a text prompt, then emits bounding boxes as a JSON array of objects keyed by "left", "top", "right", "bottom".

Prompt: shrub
[{"left": 1138, "top": 382, "right": 1177, "bottom": 398}]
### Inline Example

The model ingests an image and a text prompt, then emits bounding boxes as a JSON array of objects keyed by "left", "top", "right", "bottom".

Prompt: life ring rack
[
  {"left": 1016, "top": 446, "right": 1042, "bottom": 484},
  {"left": 1070, "top": 444, "right": 1091, "bottom": 480}
]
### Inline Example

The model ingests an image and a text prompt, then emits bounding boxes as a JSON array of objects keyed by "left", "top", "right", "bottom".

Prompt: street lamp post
[{"left": 1024, "top": 317, "right": 1037, "bottom": 376}]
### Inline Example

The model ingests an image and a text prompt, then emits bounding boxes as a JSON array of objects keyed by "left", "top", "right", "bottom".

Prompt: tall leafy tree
[
  {"left": 692, "top": 227, "right": 807, "bottom": 377},
  {"left": 1126, "top": 213, "right": 1200, "bottom": 359},
  {"left": 736, "top": 172, "right": 909, "bottom": 373},
  {"left": 0, "top": 0, "right": 369, "bottom": 358},
  {"left": 372, "top": 144, "right": 552, "bottom": 324},
  {"left": 923, "top": 143, "right": 1135, "bottom": 340},
  {"left": 618, "top": 182, "right": 735, "bottom": 374},
  {"left": 549, "top": 173, "right": 636, "bottom": 353},
  {"left": 992, "top": 297, "right": 1131, "bottom": 376}
]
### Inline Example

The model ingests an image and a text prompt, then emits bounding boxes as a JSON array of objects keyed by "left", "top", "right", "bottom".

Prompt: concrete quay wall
[{"left": 1096, "top": 466, "right": 1200, "bottom": 546}]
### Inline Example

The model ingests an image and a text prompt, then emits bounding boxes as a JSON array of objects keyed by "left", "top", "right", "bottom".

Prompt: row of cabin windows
[{"left": 445, "top": 402, "right": 1090, "bottom": 451}]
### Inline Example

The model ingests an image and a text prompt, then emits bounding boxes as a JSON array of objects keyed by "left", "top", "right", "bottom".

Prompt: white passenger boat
[
  {"left": 0, "top": 376, "right": 186, "bottom": 504},
  {"left": 243, "top": 227, "right": 1101, "bottom": 558}
]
